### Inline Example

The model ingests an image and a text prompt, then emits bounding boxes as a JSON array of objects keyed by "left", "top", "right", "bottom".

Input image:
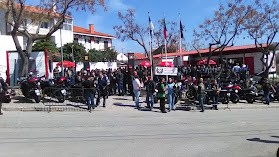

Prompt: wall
[
  {"left": 52, "top": 29, "right": 73, "bottom": 47},
  {"left": 74, "top": 34, "right": 112, "bottom": 51},
  {"left": 0, "top": 35, "right": 24, "bottom": 81}
]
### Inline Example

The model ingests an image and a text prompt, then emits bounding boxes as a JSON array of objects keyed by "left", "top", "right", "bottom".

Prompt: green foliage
[
  {"left": 32, "top": 38, "right": 59, "bottom": 52},
  {"left": 62, "top": 41, "right": 86, "bottom": 62},
  {"left": 88, "top": 48, "right": 117, "bottom": 62}
]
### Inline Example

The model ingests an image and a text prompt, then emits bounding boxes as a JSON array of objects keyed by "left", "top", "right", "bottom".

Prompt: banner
[{"left": 155, "top": 67, "right": 178, "bottom": 76}]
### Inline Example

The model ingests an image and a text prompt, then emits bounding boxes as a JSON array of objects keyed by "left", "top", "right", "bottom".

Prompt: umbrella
[
  {"left": 158, "top": 61, "right": 174, "bottom": 67},
  {"left": 140, "top": 61, "right": 151, "bottom": 67},
  {"left": 197, "top": 59, "right": 216, "bottom": 65},
  {"left": 57, "top": 61, "right": 75, "bottom": 68}
]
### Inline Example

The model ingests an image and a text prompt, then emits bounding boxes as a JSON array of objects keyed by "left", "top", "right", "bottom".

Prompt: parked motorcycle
[
  {"left": 19, "top": 77, "right": 41, "bottom": 103},
  {"left": 225, "top": 82, "right": 256, "bottom": 104},
  {"left": 40, "top": 77, "right": 67, "bottom": 103}
]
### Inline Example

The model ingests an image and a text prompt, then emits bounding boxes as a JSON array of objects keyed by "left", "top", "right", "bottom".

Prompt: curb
[{"left": 3, "top": 107, "right": 88, "bottom": 112}]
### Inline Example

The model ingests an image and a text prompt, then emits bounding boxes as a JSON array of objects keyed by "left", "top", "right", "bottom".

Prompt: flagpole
[
  {"left": 164, "top": 13, "right": 168, "bottom": 81},
  {"left": 149, "top": 31, "right": 153, "bottom": 80},
  {"left": 148, "top": 12, "right": 154, "bottom": 80},
  {"left": 179, "top": 14, "right": 183, "bottom": 66}
]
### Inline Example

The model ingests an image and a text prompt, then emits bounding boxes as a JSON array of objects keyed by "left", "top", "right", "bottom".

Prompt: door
[{"left": 244, "top": 57, "right": 254, "bottom": 75}]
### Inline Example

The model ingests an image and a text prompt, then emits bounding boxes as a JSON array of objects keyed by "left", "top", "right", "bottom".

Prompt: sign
[
  {"left": 155, "top": 67, "right": 178, "bottom": 76},
  {"left": 128, "top": 53, "right": 135, "bottom": 71},
  {"left": 183, "top": 56, "right": 189, "bottom": 61},
  {"left": 84, "top": 55, "right": 89, "bottom": 62}
]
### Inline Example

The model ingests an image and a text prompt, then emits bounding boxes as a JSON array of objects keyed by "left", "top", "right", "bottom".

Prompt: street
[{"left": 0, "top": 106, "right": 278, "bottom": 157}]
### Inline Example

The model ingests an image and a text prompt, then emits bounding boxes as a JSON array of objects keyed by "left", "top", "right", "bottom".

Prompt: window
[
  {"left": 23, "top": 19, "right": 28, "bottom": 26},
  {"left": 95, "top": 40, "right": 99, "bottom": 44},
  {"left": 74, "top": 38, "right": 78, "bottom": 42},
  {"left": 40, "top": 22, "right": 49, "bottom": 29},
  {"left": 85, "top": 39, "right": 91, "bottom": 43},
  {"left": 104, "top": 41, "right": 108, "bottom": 49},
  {"left": 63, "top": 19, "right": 72, "bottom": 31}
]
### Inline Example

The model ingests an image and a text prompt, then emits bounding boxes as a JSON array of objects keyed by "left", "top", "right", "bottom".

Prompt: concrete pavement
[{"left": 0, "top": 109, "right": 278, "bottom": 157}]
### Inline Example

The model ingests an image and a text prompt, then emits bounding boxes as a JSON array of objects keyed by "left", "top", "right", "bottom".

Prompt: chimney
[{"left": 89, "top": 24, "right": 94, "bottom": 33}]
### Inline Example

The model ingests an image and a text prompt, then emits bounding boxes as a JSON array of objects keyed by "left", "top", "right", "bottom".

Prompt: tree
[
  {"left": 114, "top": 9, "right": 149, "bottom": 57},
  {"left": 103, "top": 48, "right": 117, "bottom": 62},
  {"left": 4, "top": 0, "right": 105, "bottom": 76},
  {"left": 32, "top": 38, "right": 59, "bottom": 52},
  {"left": 193, "top": 0, "right": 250, "bottom": 79},
  {"left": 88, "top": 48, "right": 117, "bottom": 62},
  {"left": 153, "top": 18, "right": 185, "bottom": 50},
  {"left": 244, "top": 0, "right": 279, "bottom": 78},
  {"left": 62, "top": 41, "right": 86, "bottom": 62}
]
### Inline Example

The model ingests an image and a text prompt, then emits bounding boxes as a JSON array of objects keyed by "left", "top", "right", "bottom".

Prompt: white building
[
  {"left": 0, "top": 4, "right": 73, "bottom": 49},
  {"left": 73, "top": 24, "right": 114, "bottom": 51}
]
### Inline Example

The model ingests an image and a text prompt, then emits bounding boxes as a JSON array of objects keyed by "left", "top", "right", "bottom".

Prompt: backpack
[{"left": 147, "top": 81, "right": 155, "bottom": 93}]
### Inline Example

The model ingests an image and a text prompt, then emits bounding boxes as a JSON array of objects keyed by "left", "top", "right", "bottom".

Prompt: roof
[
  {"left": 73, "top": 26, "right": 114, "bottom": 38},
  {"left": 133, "top": 53, "right": 146, "bottom": 59},
  {"left": 0, "top": 1, "right": 72, "bottom": 19},
  {"left": 135, "top": 43, "right": 273, "bottom": 60}
]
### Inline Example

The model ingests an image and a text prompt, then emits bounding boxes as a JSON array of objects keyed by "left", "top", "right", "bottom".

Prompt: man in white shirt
[{"left": 132, "top": 75, "right": 141, "bottom": 109}]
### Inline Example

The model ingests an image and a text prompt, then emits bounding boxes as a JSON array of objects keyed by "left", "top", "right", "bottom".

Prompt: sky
[{"left": 60, "top": 0, "right": 258, "bottom": 53}]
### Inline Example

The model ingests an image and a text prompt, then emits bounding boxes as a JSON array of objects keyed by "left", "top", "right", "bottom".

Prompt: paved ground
[
  {"left": 2, "top": 94, "right": 279, "bottom": 112},
  {"left": 0, "top": 105, "right": 279, "bottom": 156}
]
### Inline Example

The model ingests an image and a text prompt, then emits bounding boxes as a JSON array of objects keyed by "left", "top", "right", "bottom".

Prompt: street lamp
[{"left": 60, "top": 28, "right": 64, "bottom": 77}]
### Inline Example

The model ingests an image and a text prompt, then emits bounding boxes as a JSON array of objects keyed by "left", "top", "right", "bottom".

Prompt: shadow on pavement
[
  {"left": 113, "top": 98, "right": 129, "bottom": 101},
  {"left": 246, "top": 137, "right": 279, "bottom": 144},
  {"left": 12, "top": 96, "right": 34, "bottom": 103}
]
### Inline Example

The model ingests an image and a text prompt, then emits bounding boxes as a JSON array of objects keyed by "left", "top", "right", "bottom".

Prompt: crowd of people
[{"left": 34, "top": 61, "right": 273, "bottom": 113}]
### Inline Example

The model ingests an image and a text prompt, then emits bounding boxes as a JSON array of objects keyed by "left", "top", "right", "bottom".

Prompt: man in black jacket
[
  {"left": 82, "top": 76, "right": 96, "bottom": 112},
  {"left": 146, "top": 76, "right": 156, "bottom": 110},
  {"left": 96, "top": 72, "right": 108, "bottom": 107},
  {"left": 0, "top": 77, "right": 8, "bottom": 115}
]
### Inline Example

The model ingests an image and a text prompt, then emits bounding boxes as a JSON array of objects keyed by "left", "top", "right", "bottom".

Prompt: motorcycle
[
  {"left": 19, "top": 77, "right": 41, "bottom": 103},
  {"left": 40, "top": 77, "right": 67, "bottom": 103},
  {"left": 226, "top": 82, "right": 256, "bottom": 104}
]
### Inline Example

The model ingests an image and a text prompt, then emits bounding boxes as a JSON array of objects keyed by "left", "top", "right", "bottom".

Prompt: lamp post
[{"left": 60, "top": 28, "right": 64, "bottom": 77}]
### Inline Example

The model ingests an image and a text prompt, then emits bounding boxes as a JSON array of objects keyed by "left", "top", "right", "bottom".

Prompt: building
[
  {"left": 134, "top": 44, "right": 278, "bottom": 76},
  {"left": 73, "top": 24, "right": 114, "bottom": 51},
  {"left": 0, "top": 2, "right": 73, "bottom": 49}
]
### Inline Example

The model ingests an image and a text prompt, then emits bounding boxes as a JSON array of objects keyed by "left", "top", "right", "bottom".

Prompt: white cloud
[{"left": 108, "top": 0, "right": 132, "bottom": 12}]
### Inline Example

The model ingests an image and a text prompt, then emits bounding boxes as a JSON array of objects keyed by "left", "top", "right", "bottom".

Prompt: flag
[
  {"left": 149, "top": 15, "right": 154, "bottom": 38},
  {"left": 163, "top": 17, "right": 167, "bottom": 39},
  {"left": 180, "top": 19, "right": 184, "bottom": 39}
]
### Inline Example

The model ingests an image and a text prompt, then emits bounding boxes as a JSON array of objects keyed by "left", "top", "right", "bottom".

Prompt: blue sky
[{"left": 70, "top": 0, "right": 255, "bottom": 53}]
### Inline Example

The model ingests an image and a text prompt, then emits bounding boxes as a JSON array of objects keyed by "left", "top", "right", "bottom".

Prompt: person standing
[
  {"left": 262, "top": 78, "right": 275, "bottom": 105},
  {"left": 82, "top": 76, "right": 96, "bottom": 112},
  {"left": 167, "top": 78, "right": 176, "bottom": 112},
  {"left": 117, "top": 69, "right": 124, "bottom": 96},
  {"left": 96, "top": 72, "right": 108, "bottom": 108},
  {"left": 211, "top": 80, "right": 220, "bottom": 110},
  {"left": 0, "top": 76, "right": 7, "bottom": 115},
  {"left": 132, "top": 75, "right": 141, "bottom": 110},
  {"left": 146, "top": 76, "right": 156, "bottom": 111},
  {"left": 157, "top": 78, "right": 167, "bottom": 113},
  {"left": 198, "top": 78, "right": 206, "bottom": 112}
]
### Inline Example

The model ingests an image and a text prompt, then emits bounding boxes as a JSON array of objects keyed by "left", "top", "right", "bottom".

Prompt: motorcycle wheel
[
  {"left": 186, "top": 90, "right": 195, "bottom": 100},
  {"left": 34, "top": 95, "right": 40, "bottom": 103},
  {"left": 222, "top": 97, "right": 229, "bottom": 104},
  {"left": 4, "top": 97, "right": 11, "bottom": 103},
  {"left": 230, "top": 94, "right": 240, "bottom": 104},
  {"left": 58, "top": 95, "right": 65, "bottom": 103},
  {"left": 246, "top": 94, "right": 255, "bottom": 104}
]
